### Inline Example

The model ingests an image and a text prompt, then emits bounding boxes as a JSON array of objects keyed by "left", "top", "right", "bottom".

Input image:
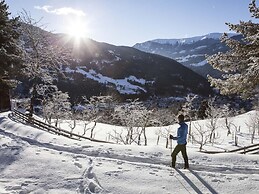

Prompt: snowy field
[{"left": 0, "top": 110, "right": 259, "bottom": 194}]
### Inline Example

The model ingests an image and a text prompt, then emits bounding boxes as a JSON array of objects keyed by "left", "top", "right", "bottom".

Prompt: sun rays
[{"left": 66, "top": 18, "right": 89, "bottom": 41}]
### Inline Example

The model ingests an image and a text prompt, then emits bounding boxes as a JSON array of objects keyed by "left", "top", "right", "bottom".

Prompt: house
[{"left": 0, "top": 81, "right": 11, "bottom": 112}]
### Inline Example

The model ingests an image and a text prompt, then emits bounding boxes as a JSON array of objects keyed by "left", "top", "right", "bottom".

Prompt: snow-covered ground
[
  {"left": 64, "top": 67, "right": 151, "bottom": 94},
  {"left": 0, "top": 111, "right": 259, "bottom": 194}
]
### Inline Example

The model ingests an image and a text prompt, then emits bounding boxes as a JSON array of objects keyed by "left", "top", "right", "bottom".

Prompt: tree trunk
[
  {"left": 137, "top": 134, "right": 141, "bottom": 145},
  {"left": 235, "top": 131, "right": 238, "bottom": 146},
  {"left": 90, "top": 121, "right": 97, "bottom": 139},
  {"left": 188, "top": 120, "right": 192, "bottom": 142},
  {"left": 143, "top": 128, "right": 147, "bottom": 146},
  {"left": 29, "top": 84, "right": 37, "bottom": 118},
  {"left": 156, "top": 135, "right": 160, "bottom": 145}
]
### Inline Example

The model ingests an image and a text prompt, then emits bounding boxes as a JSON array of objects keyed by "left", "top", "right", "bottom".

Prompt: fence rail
[
  {"left": 12, "top": 109, "right": 113, "bottom": 144},
  {"left": 229, "top": 144, "right": 259, "bottom": 154},
  {"left": 201, "top": 143, "right": 259, "bottom": 154}
]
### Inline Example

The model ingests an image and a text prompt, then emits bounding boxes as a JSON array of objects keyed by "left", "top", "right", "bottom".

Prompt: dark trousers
[{"left": 171, "top": 144, "right": 189, "bottom": 168}]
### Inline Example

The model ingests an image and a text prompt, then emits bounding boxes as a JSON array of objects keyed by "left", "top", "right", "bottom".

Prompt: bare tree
[
  {"left": 42, "top": 90, "right": 71, "bottom": 127},
  {"left": 135, "top": 105, "right": 158, "bottom": 146},
  {"left": 115, "top": 99, "right": 139, "bottom": 145},
  {"left": 108, "top": 128, "right": 128, "bottom": 144},
  {"left": 155, "top": 126, "right": 172, "bottom": 148},
  {"left": 112, "top": 99, "right": 149, "bottom": 145},
  {"left": 205, "top": 97, "right": 223, "bottom": 144},
  {"left": 191, "top": 122, "right": 211, "bottom": 151},
  {"left": 231, "top": 124, "right": 240, "bottom": 146},
  {"left": 80, "top": 96, "right": 114, "bottom": 138},
  {"left": 19, "top": 10, "right": 70, "bottom": 117},
  {"left": 180, "top": 94, "right": 198, "bottom": 142},
  {"left": 154, "top": 109, "right": 177, "bottom": 148},
  {"left": 221, "top": 104, "right": 237, "bottom": 136},
  {"left": 246, "top": 111, "right": 259, "bottom": 144},
  {"left": 66, "top": 104, "right": 85, "bottom": 134}
]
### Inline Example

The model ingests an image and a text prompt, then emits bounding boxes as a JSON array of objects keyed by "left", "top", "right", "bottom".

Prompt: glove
[{"left": 169, "top": 134, "right": 174, "bottom": 139}]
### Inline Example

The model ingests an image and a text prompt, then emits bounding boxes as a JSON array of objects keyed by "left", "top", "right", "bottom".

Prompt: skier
[{"left": 170, "top": 114, "right": 189, "bottom": 169}]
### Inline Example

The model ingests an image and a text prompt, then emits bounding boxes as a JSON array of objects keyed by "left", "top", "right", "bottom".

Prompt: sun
[{"left": 66, "top": 18, "right": 89, "bottom": 40}]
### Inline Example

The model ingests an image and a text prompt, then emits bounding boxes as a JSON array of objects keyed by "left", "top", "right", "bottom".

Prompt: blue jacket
[{"left": 172, "top": 122, "right": 188, "bottom": 145}]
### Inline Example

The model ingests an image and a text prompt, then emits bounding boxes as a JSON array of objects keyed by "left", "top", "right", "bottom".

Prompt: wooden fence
[
  {"left": 201, "top": 143, "right": 259, "bottom": 154},
  {"left": 12, "top": 109, "right": 114, "bottom": 144},
  {"left": 11, "top": 109, "right": 259, "bottom": 152}
]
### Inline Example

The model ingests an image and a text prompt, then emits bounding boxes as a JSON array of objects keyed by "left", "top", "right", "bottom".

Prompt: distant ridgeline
[
  {"left": 134, "top": 33, "right": 242, "bottom": 78},
  {"left": 16, "top": 27, "right": 214, "bottom": 102},
  {"left": 56, "top": 37, "right": 213, "bottom": 101}
]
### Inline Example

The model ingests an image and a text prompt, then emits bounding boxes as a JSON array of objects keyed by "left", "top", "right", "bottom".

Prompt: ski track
[
  {"left": 1, "top": 116, "right": 259, "bottom": 194},
  {"left": 1, "top": 126, "right": 258, "bottom": 175},
  {"left": 0, "top": 126, "right": 259, "bottom": 174}
]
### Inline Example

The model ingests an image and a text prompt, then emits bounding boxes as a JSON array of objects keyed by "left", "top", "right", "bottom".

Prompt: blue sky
[{"left": 5, "top": 0, "right": 255, "bottom": 46}]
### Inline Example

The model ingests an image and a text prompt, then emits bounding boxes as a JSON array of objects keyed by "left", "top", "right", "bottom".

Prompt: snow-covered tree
[
  {"left": 180, "top": 94, "right": 198, "bottom": 142},
  {"left": 246, "top": 110, "right": 259, "bottom": 143},
  {"left": 42, "top": 90, "right": 71, "bottom": 127},
  {"left": 221, "top": 104, "right": 237, "bottom": 136},
  {"left": 0, "top": 0, "right": 22, "bottom": 85},
  {"left": 153, "top": 109, "right": 177, "bottom": 148},
  {"left": 19, "top": 11, "right": 70, "bottom": 117},
  {"left": 112, "top": 99, "right": 154, "bottom": 145},
  {"left": 40, "top": 85, "right": 59, "bottom": 124},
  {"left": 134, "top": 104, "right": 156, "bottom": 146},
  {"left": 112, "top": 99, "right": 140, "bottom": 145},
  {"left": 207, "top": 0, "right": 259, "bottom": 99},
  {"left": 205, "top": 97, "right": 222, "bottom": 144},
  {"left": 191, "top": 122, "right": 211, "bottom": 151},
  {"left": 81, "top": 96, "right": 114, "bottom": 138}
]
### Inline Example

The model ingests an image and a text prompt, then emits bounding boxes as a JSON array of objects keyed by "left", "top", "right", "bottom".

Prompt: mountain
[
  {"left": 17, "top": 24, "right": 213, "bottom": 102},
  {"left": 56, "top": 36, "right": 213, "bottom": 101},
  {"left": 133, "top": 33, "right": 241, "bottom": 78}
]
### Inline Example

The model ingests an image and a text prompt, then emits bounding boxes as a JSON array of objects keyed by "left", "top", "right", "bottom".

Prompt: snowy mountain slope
[
  {"left": 134, "top": 33, "right": 241, "bottom": 78},
  {"left": 0, "top": 111, "right": 259, "bottom": 193},
  {"left": 19, "top": 25, "right": 214, "bottom": 100},
  {"left": 64, "top": 66, "right": 149, "bottom": 95},
  {"left": 151, "top": 33, "right": 233, "bottom": 45},
  {"left": 56, "top": 37, "right": 213, "bottom": 101}
]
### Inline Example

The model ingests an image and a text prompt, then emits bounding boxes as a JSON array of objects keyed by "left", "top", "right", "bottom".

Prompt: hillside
[
  {"left": 133, "top": 33, "right": 242, "bottom": 78},
  {"left": 0, "top": 110, "right": 259, "bottom": 193},
  {"left": 17, "top": 24, "right": 215, "bottom": 102},
  {"left": 54, "top": 36, "right": 213, "bottom": 101}
]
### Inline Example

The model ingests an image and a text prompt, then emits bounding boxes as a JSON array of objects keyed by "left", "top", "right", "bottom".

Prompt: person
[{"left": 169, "top": 114, "right": 189, "bottom": 169}]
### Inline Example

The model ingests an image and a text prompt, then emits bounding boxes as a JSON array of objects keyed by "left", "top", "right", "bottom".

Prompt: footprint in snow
[
  {"left": 74, "top": 162, "right": 83, "bottom": 169},
  {"left": 95, "top": 162, "right": 102, "bottom": 167},
  {"left": 117, "top": 161, "right": 124, "bottom": 165},
  {"left": 77, "top": 158, "right": 107, "bottom": 194},
  {"left": 238, "top": 176, "right": 248, "bottom": 181},
  {"left": 87, "top": 166, "right": 94, "bottom": 179}
]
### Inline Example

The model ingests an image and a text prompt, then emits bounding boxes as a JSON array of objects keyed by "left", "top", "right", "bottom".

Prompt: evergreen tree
[
  {"left": 207, "top": 0, "right": 259, "bottom": 99},
  {"left": 0, "top": 0, "right": 22, "bottom": 84}
]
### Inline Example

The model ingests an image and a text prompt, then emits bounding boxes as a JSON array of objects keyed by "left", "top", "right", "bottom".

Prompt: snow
[
  {"left": 151, "top": 33, "right": 237, "bottom": 46},
  {"left": 0, "top": 110, "right": 259, "bottom": 193},
  {"left": 64, "top": 67, "right": 149, "bottom": 94},
  {"left": 176, "top": 54, "right": 204, "bottom": 63},
  {"left": 189, "top": 60, "right": 208, "bottom": 67}
]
